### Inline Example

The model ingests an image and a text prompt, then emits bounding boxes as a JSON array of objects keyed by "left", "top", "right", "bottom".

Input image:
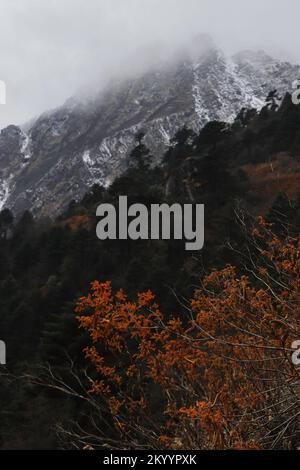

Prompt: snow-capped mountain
[{"left": 0, "top": 40, "right": 299, "bottom": 218}]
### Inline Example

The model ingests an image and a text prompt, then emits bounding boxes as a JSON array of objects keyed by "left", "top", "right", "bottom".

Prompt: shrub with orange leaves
[{"left": 75, "top": 219, "right": 300, "bottom": 450}]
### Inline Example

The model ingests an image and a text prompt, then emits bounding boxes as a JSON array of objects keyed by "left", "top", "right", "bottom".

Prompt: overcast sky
[{"left": 0, "top": 0, "right": 299, "bottom": 128}]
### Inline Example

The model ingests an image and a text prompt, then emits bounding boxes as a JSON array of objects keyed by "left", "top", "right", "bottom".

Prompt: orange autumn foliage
[{"left": 75, "top": 219, "right": 300, "bottom": 450}]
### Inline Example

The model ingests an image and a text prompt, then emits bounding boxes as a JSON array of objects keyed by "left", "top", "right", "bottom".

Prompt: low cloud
[{"left": 0, "top": 0, "right": 299, "bottom": 128}]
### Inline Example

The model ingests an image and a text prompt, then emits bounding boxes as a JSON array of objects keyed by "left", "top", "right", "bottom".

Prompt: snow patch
[
  {"left": 21, "top": 132, "right": 32, "bottom": 161},
  {"left": 0, "top": 174, "right": 13, "bottom": 211},
  {"left": 82, "top": 149, "right": 94, "bottom": 166}
]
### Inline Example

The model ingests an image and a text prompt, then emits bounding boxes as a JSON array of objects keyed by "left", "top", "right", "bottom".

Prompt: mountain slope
[{"left": 0, "top": 42, "right": 299, "bottom": 217}]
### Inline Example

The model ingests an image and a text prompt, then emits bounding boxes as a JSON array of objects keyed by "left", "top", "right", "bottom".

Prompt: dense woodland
[{"left": 1, "top": 92, "right": 300, "bottom": 448}]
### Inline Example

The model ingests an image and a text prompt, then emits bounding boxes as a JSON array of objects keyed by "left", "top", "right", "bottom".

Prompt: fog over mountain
[{"left": 0, "top": 0, "right": 299, "bottom": 128}]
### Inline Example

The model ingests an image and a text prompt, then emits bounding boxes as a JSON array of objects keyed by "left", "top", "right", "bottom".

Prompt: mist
[{"left": 0, "top": 0, "right": 299, "bottom": 129}]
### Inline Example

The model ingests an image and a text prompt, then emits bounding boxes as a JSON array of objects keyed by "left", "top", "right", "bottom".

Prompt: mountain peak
[{"left": 233, "top": 49, "right": 276, "bottom": 66}]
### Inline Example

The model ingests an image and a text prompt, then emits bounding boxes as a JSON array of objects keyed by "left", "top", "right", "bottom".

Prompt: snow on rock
[
  {"left": 0, "top": 174, "right": 13, "bottom": 211},
  {"left": 21, "top": 132, "right": 32, "bottom": 161},
  {"left": 82, "top": 150, "right": 94, "bottom": 166}
]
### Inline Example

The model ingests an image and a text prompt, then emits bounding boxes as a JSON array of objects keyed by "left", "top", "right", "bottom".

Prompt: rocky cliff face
[{"left": 0, "top": 41, "right": 299, "bottom": 218}]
